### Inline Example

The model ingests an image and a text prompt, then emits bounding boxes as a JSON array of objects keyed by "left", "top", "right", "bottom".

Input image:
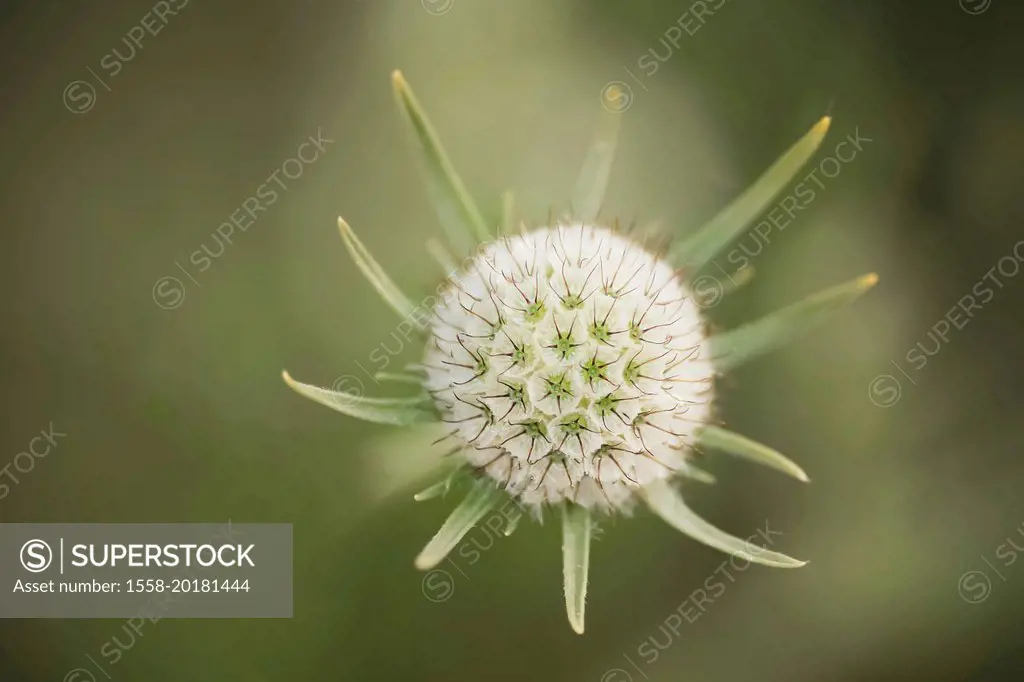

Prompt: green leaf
[
  {"left": 643, "top": 480, "right": 806, "bottom": 568},
  {"left": 282, "top": 371, "right": 434, "bottom": 426},
  {"left": 680, "top": 463, "right": 717, "bottom": 485},
  {"left": 708, "top": 272, "right": 877, "bottom": 372},
  {"left": 413, "top": 464, "right": 469, "bottom": 502},
  {"left": 415, "top": 480, "right": 505, "bottom": 569},
  {"left": 413, "top": 479, "right": 449, "bottom": 502},
  {"left": 392, "top": 70, "right": 491, "bottom": 251},
  {"left": 561, "top": 503, "right": 592, "bottom": 634},
  {"left": 672, "top": 116, "right": 832, "bottom": 271},
  {"left": 337, "top": 217, "right": 418, "bottom": 321},
  {"left": 571, "top": 109, "right": 622, "bottom": 224},
  {"left": 697, "top": 425, "right": 809, "bottom": 482}
]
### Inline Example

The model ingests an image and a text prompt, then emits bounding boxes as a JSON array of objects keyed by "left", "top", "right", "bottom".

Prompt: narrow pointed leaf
[
  {"left": 282, "top": 371, "right": 434, "bottom": 426},
  {"left": 698, "top": 425, "right": 809, "bottom": 482},
  {"left": 644, "top": 480, "right": 806, "bottom": 568},
  {"left": 672, "top": 116, "right": 832, "bottom": 270},
  {"left": 413, "top": 463, "right": 468, "bottom": 501},
  {"left": 415, "top": 481, "right": 504, "bottom": 569},
  {"left": 709, "top": 273, "right": 877, "bottom": 372},
  {"left": 392, "top": 70, "right": 491, "bottom": 250},
  {"left": 572, "top": 110, "right": 622, "bottom": 223},
  {"left": 337, "top": 217, "right": 417, "bottom": 320},
  {"left": 561, "top": 503, "right": 592, "bottom": 634},
  {"left": 680, "top": 463, "right": 717, "bottom": 485},
  {"left": 414, "top": 479, "right": 450, "bottom": 502}
]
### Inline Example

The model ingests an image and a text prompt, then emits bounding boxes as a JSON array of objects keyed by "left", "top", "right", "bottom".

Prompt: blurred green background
[{"left": 2, "top": 0, "right": 1024, "bottom": 680}]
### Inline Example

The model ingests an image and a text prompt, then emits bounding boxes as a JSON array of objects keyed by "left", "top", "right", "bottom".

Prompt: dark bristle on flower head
[{"left": 282, "top": 71, "right": 877, "bottom": 634}]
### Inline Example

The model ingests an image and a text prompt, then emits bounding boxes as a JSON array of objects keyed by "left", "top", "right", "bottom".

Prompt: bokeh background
[{"left": 3, "top": 0, "right": 1024, "bottom": 680}]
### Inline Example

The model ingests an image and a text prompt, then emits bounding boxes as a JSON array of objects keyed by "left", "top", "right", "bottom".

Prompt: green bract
[{"left": 283, "top": 71, "right": 877, "bottom": 634}]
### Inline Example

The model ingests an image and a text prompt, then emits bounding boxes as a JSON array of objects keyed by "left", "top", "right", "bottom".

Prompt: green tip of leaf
[
  {"left": 644, "top": 480, "right": 806, "bottom": 568},
  {"left": 671, "top": 115, "right": 833, "bottom": 271},
  {"left": 697, "top": 425, "right": 810, "bottom": 483},
  {"left": 858, "top": 271, "right": 880, "bottom": 289},
  {"left": 337, "top": 217, "right": 418, "bottom": 321},
  {"left": 391, "top": 70, "right": 491, "bottom": 251},
  {"left": 708, "top": 272, "right": 878, "bottom": 372},
  {"left": 812, "top": 115, "right": 833, "bottom": 140},
  {"left": 561, "top": 503, "right": 592, "bottom": 635},
  {"left": 681, "top": 464, "right": 717, "bottom": 485},
  {"left": 415, "top": 481, "right": 504, "bottom": 570},
  {"left": 282, "top": 370, "right": 434, "bottom": 426},
  {"left": 413, "top": 464, "right": 467, "bottom": 502},
  {"left": 413, "top": 482, "right": 446, "bottom": 502}
]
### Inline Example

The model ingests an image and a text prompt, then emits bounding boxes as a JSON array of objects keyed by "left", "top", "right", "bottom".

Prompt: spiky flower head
[
  {"left": 283, "top": 71, "right": 878, "bottom": 634},
  {"left": 425, "top": 223, "right": 715, "bottom": 512}
]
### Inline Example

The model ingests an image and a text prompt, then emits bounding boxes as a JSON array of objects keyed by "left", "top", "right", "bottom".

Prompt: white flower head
[
  {"left": 425, "top": 223, "right": 715, "bottom": 513},
  {"left": 283, "top": 70, "right": 879, "bottom": 634}
]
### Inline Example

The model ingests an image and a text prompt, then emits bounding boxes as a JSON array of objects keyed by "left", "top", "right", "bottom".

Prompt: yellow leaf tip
[
  {"left": 391, "top": 70, "right": 406, "bottom": 89},
  {"left": 814, "top": 115, "right": 832, "bottom": 137},
  {"left": 859, "top": 272, "right": 880, "bottom": 289}
]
